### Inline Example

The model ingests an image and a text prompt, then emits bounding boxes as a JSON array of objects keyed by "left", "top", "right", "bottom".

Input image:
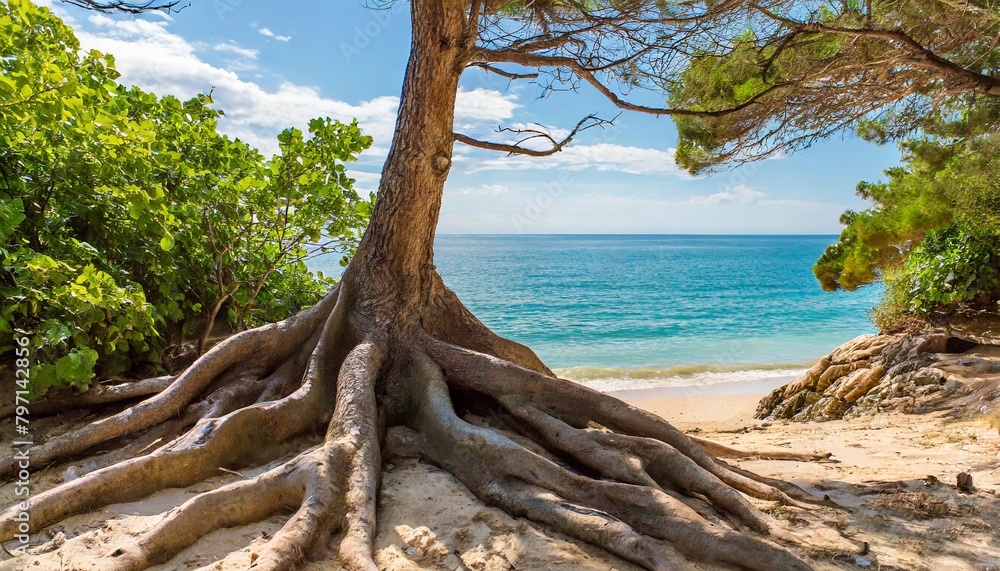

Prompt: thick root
[
  {"left": 96, "top": 456, "right": 308, "bottom": 570},
  {"left": 423, "top": 278, "right": 554, "bottom": 375},
  {"left": 0, "top": 289, "right": 342, "bottom": 481},
  {"left": 0, "top": 288, "right": 859, "bottom": 571},
  {"left": 327, "top": 338, "right": 385, "bottom": 571},
  {"left": 0, "top": 373, "right": 321, "bottom": 544},
  {"left": 497, "top": 395, "right": 773, "bottom": 533},
  {"left": 490, "top": 480, "right": 675, "bottom": 570},
  {"left": 0, "top": 376, "right": 174, "bottom": 420},
  {"left": 688, "top": 434, "right": 833, "bottom": 462},
  {"left": 424, "top": 338, "right": 833, "bottom": 504},
  {"left": 0, "top": 288, "right": 348, "bottom": 544},
  {"left": 411, "top": 353, "right": 817, "bottom": 571}
]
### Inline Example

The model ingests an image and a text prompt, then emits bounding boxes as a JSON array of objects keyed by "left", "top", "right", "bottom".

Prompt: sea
[{"left": 312, "top": 235, "right": 882, "bottom": 393}]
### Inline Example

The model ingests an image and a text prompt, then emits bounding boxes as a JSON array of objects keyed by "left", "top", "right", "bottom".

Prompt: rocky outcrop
[{"left": 757, "top": 332, "right": 1000, "bottom": 421}]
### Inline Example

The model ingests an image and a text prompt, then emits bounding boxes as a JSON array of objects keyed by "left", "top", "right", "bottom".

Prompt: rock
[
  {"left": 956, "top": 472, "right": 975, "bottom": 494},
  {"left": 756, "top": 331, "right": 1000, "bottom": 422},
  {"left": 396, "top": 525, "right": 451, "bottom": 563}
]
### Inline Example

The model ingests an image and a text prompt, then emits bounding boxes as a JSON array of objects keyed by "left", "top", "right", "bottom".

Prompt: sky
[{"left": 42, "top": 0, "right": 905, "bottom": 234}]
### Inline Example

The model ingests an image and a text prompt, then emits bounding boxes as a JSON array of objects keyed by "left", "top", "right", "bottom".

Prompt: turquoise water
[{"left": 314, "top": 235, "right": 882, "bottom": 391}]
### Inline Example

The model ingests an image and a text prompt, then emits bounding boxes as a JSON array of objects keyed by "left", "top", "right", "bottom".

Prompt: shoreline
[
  {"left": 611, "top": 377, "right": 793, "bottom": 429},
  {"left": 607, "top": 374, "right": 793, "bottom": 400},
  {"left": 563, "top": 368, "right": 806, "bottom": 393}
]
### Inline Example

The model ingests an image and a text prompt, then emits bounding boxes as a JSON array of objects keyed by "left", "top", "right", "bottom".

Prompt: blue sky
[{"left": 44, "top": 0, "right": 904, "bottom": 234}]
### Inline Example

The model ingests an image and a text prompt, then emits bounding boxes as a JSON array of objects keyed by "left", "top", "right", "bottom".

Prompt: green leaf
[{"left": 159, "top": 233, "right": 175, "bottom": 251}]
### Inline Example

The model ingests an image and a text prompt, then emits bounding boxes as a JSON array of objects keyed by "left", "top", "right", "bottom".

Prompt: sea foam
[{"left": 554, "top": 365, "right": 808, "bottom": 393}]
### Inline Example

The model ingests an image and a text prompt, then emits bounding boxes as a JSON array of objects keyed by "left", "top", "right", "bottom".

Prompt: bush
[
  {"left": 868, "top": 267, "right": 925, "bottom": 335},
  {"left": 866, "top": 226, "right": 1000, "bottom": 333},
  {"left": 1, "top": 0, "right": 373, "bottom": 395},
  {"left": 813, "top": 109, "right": 1000, "bottom": 330},
  {"left": 902, "top": 226, "right": 999, "bottom": 314}
]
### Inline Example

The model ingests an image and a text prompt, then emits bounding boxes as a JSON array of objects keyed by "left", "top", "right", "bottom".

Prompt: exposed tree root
[
  {"left": 424, "top": 338, "right": 837, "bottom": 508},
  {"left": 101, "top": 453, "right": 307, "bottom": 570},
  {"left": 686, "top": 434, "right": 834, "bottom": 463},
  {"left": 0, "top": 289, "right": 341, "bottom": 481},
  {"left": 411, "top": 354, "right": 812, "bottom": 570},
  {"left": 0, "top": 283, "right": 861, "bottom": 571},
  {"left": 0, "top": 376, "right": 174, "bottom": 421}
]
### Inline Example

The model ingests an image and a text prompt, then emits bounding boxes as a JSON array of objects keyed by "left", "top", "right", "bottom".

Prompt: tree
[
  {"left": 21, "top": 0, "right": 1000, "bottom": 568},
  {"left": 181, "top": 118, "right": 374, "bottom": 355},
  {"left": 813, "top": 119, "right": 1000, "bottom": 331},
  {"left": 0, "top": 1, "right": 172, "bottom": 392}
]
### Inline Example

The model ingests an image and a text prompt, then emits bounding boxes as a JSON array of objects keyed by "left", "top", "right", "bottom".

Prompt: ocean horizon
[{"left": 311, "top": 234, "right": 882, "bottom": 392}]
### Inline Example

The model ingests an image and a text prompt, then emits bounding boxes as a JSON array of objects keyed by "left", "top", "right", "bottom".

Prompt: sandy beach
[
  {"left": 2, "top": 382, "right": 998, "bottom": 571},
  {"left": 609, "top": 377, "right": 794, "bottom": 429}
]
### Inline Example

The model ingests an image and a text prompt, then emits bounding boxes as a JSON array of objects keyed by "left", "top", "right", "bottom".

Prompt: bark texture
[
  {"left": 0, "top": 1, "right": 861, "bottom": 569},
  {"left": 757, "top": 333, "right": 1000, "bottom": 421}
]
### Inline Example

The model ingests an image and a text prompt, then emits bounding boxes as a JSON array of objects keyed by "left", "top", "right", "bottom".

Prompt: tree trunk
[
  {"left": 344, "top": 0, "right": 468, "bottom": 312},
  {"left": 198, "top": 290, "right": 231, "bottom": 355}
]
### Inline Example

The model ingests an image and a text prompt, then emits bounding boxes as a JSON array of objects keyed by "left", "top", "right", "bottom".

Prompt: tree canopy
[
  {"left": 813, "top": 101, "right": 1000, "bottom": 329},
  {"left": 666, "top": 0, "right": 1000, "bottom": 171},
  {"left": 452, "top": 0, "right": 999, "bottom": 173}
]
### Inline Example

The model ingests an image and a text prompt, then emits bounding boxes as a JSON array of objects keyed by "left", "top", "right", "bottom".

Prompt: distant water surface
[{"left": 313, "top": 235, "right": 881, "bottom": 391}]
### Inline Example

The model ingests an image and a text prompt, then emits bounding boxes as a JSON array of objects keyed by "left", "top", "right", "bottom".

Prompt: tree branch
[
  {"left": 756, "top": 7, "right": 1000, "bottom": 96},
  {"left": 480, "top": 49, "right": 791, "bottom": 118},
  {"left": 454, "top": 113, "right": 613, "bottom": 157},
  {"left": 61, "top": 0, "right": 186, "bottom": 13},
  {"left": 466, "top": 61, "right": 539, "bottom": 80}
]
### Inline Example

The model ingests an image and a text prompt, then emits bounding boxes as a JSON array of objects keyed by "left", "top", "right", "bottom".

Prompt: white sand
[{"left": 2, "top": 384, "right": 998, "bottom": 571}]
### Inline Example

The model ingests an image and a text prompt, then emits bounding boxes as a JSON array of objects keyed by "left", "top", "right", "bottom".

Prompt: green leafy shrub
[
  {"left": 1, "top": 0, "right": 373, "bottom": 395},
  {"left": 868, "top": 267, "right": 925, "bottom": 335},
  {"left": 901, "top": 226, "right": 999, "bottom": 314}
]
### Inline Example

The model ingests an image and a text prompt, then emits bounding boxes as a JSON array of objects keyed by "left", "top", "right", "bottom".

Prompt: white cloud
[
  {"left": 147, "top": 10, "right": 174, "bottom": 21},
  {"left": 448, "top": 184, "right": 510, "bottom": 196},
  {"left": 68, "top": 14, "right": 667, "bottom": 181},
  {"left": 348, "top": 171, "right": 382, "bottom": 185},
  {"left": 456, "top": 88, "right": 518, "bottom": 127},
  {"left": 453, "top": 88, "right": 519, "bottom": 124},
  {"left": 213, "top": 42, "right": 259, "bottom": 60},
  {"left": 257, "top": 26, "right": 292, "bottom": 42},
  {"left": 456, "top": 143, "right": 689, "bottom": 177},
  {"left": 74, "top": 16, "right": 519, "bottom": 157},
  {"left": 687, "top": 184, "right": 767, "bottom": 205}
]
